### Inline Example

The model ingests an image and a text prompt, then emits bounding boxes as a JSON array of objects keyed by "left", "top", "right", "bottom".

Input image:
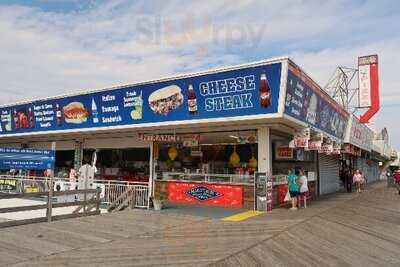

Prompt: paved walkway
[{"left": 1, "top": 182, "right": 399, "bottom": 266}]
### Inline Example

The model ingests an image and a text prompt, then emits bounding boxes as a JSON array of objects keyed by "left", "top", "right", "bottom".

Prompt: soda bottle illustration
[
  {"left": 91, "top": 98, "right": 99, "bottom": 123},
  {"left": 28, "top": 107, "right": 35, "bottom": 128},
  {"left": 187, "top": 84, "right": 198, "bottom": 114},
  {"left": 56, "top": 104, "right": 63, "bottom": 126},
  {"left": 259, "top": 73, "right": 271, "bottom": 108},
  {"left": 13, "top": 109, "right": 19, "bottom": 129}
]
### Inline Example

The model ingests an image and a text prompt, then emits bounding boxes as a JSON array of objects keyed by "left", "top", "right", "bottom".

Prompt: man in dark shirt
[{"left": 344, "top": 169, "right": 353, "bottom": 193}]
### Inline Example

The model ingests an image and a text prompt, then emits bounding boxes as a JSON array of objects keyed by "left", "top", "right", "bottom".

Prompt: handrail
[
  {"left": 0, "top": 175, "right": 148, "bottom": 185},
  {"left": 0, "top": 189, "right": 98, "bottom": 199},
  {"left": 0, "top": 175, "right": 149, "bottom": 210},
  {"left": 107, "top": 186, "right": 135, "bottom": 212},
  {"left": 0, "top": 188, "right": 101, "bottom": 228}
]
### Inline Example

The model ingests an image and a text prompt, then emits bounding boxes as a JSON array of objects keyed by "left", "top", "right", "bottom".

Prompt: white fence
[
  {"left": 95, "top": 180, "right": 149, "bottom": 209},
  {"left": 132, "top": 185, "right": 149, "bottom": 208},
  {"left": 0, "top": 175, "right": 149, "bottom": 209}
]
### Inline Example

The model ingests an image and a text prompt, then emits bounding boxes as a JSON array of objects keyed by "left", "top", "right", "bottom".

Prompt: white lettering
[
  {"left": 102, "top": 95, "right": 116, "bottom": 102},
  {"left": 102, "top": 115, "right": 122, "bottom": 123},
  {"left": 200, "top": 75, "right": 255, "bottom": 97},
  {"left": 102, "top": 106, "right": 119, "bottom": 113},
  {"left": 204, "top": 93, "right": 253, "bottom": 112}
]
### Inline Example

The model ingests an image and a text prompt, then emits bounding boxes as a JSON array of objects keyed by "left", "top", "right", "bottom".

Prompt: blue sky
[{"left": 0, "top": 0, "right": 399, "bottom": 149}]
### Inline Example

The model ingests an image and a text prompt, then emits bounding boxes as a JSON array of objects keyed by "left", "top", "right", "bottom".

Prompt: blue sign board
[
  {"left": 0, "top": 148, "right": 55, "bottom": 170},
  {"left": 0, "top": 63, "right": 282, "bottom": 136},
  {"left": 284, "top": 64, "right": 348, "bottom": 140}
]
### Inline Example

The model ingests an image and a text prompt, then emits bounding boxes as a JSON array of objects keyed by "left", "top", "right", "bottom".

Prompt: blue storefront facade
[
  {"left": 0, "top": 57, "right": 356, "bottom": 208},
  {"left": 0, "top": 61, "right": 283, "bottom": 136}
]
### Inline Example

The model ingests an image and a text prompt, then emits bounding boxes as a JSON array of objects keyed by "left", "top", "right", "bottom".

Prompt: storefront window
[
  {"left": 94, "top": 148, "right": 150, "bottom": 182},
  {"left": 55, "top": 150, "right": 74, "bottom": 178},
  {"left": 155, "top": 131, "right": 258, "bottom": 184}
]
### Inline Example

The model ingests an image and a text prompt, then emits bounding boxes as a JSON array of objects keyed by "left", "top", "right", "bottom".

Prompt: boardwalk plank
[{"left": 2, "top": 181, "right": 399, "bottom": 267}]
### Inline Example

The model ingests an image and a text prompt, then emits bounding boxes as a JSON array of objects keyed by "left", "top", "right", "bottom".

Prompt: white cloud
[{"left": 0, "top": 0, "right": 399, "bottom": 149}]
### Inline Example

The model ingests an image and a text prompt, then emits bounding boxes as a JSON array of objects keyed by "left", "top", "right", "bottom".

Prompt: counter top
[{"left": 155, "top": 179, "right": 253, "bottom": 186}]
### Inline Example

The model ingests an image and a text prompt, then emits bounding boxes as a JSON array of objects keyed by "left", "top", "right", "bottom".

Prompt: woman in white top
[{"left": 298, "top": 170, "right": 309, "bottom": 208}]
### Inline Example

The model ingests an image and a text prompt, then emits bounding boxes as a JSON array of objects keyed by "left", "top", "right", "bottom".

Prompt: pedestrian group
[
  {"left": 285, "top": 167, "right": 371, "bottom": 211},
  {"left": 286, "top": 169, "right": 309, "bottom": 211}
]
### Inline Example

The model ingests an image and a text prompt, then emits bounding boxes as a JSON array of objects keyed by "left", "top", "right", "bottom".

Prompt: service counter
[
  {"left": 155, "top": 179, "right": 255, "bottom": 209},
  {"left": 154, "top": 173, "right": 317, "bottom": 210}
]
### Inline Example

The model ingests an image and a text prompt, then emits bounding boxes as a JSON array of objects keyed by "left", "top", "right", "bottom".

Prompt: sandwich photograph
[{"left": 62, "top": 102, "right": 89, "bottom": 124}]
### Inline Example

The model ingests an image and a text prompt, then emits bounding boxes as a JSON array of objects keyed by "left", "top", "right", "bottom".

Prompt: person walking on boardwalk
[
  {"left": 298, "top": 169, "right": 309, "bottom": 208},
  {"left": 353, "top": 169, "right": 363, "bottom": 193},
  {"left": 360, "top": 171, "right": 367, "bottom": 191},
  {"left": 287, "top": 169, "right": 299, "bottom": 210},
  {"left": 343, "top": 167, "right": 353, "bottom": 193},
  {"left": 394, "top": 170, "right": 400, "bottom": 195}
]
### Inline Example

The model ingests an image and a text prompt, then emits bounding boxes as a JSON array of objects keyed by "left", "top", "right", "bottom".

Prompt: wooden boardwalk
[{"left": 1, "top": 182, "right": 399, "bottom": 266}]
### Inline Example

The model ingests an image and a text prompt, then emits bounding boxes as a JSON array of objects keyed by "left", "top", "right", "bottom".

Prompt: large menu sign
[
  {"left": 0, "top": 63, "right": 282, "bottom": 136},
  {"left": 284, "top": 63, "right": 348, "bottom": 140}
]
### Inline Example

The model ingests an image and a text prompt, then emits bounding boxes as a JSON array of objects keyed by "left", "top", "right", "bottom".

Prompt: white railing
[
  {"left": 0, "top": 175, "right": 149, "bottom": 209},
  {"left": 102, "top": 183, "right": 149, "bottom": 209},
  {"left": 93, "top": 179, "right": 148, "bottom": 206},
  {"left": 132, "top": 185, "right": 149, "bottom": 208}
]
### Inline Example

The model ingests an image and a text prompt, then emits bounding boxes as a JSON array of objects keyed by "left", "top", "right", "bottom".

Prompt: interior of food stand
[{"left": 50, "top": 129, "right": 318, "bottom": 189}]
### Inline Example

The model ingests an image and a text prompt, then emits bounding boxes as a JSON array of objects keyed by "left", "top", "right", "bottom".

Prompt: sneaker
[{"left": 290, "top": 207, "right": 298, "bottom": 211}]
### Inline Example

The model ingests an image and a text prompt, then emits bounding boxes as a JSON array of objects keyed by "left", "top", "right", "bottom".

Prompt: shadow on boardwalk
[{"left": 1, "top": 182, "right": 399, "bottom": 267}]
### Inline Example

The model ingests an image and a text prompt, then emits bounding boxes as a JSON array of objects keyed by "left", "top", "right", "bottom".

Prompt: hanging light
[
  {"left": 248, "top": 156, "right": 257, "bottom": 169},
  {"left": 229, "top": 145, "right": 240, "bottom": 167},
  {"left": 248, "top": 145, "right": 257, "bottom": 169},
  {"left": 168, "top": 146, "right": 178, "bottom": 161}
]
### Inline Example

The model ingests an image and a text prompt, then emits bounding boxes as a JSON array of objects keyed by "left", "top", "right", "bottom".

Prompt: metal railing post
[
  {"left": 96, "top": 188, "right": 101, "bottom": 212},
  {"left": 46, "top": 176, "right": 54, "bottom": 223},
  {"left": 107, "top": 180, "right": 111, "bottom": 204}
]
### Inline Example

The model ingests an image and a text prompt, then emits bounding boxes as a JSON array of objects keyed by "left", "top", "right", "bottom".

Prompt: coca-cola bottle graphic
[
  {"left": 187, "top": 84, "right": 198, "bottom": 115},
  {"left": 13, "top": 109, "right": 19, "bottom": 129},
  {"left": 56, "top": 104, "right": 63, "bottom": 126},
  {"left": 28, "top": 107, "right": 35, "bottom": 128},
  {"left": 259, "top": 73, "right": 271, "bottom": 108}
]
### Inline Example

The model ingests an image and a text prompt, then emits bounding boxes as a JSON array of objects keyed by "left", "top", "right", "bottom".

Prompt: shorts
[
  {"left": 299, "top": 191, "right": 308, "bottom": 196},
  {"left": 289, "top": 191, "right": 299, "bottom": 198}
]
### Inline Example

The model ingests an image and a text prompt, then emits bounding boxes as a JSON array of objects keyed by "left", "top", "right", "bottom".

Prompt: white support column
[
  {"left": 47, "top": 141, "right": 56, "bottom": 223},
  {"left": 258, "top": 126, "right": 272, "bottom": 174},
  {"left": 73, "top": 139, "right": 83, "bottom": 170},
  {"left": 148, "top": 142, "right": 154, "bottom": 209}
]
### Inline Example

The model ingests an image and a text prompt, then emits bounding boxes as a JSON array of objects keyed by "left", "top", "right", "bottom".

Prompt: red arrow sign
[{"left": 358, "top": 55, "right": 380, "bottom": 123}]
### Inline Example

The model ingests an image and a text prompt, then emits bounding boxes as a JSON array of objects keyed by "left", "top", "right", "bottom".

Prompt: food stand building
[{"left": 0, "top": 57, "right": 356, "bottom": 209}]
